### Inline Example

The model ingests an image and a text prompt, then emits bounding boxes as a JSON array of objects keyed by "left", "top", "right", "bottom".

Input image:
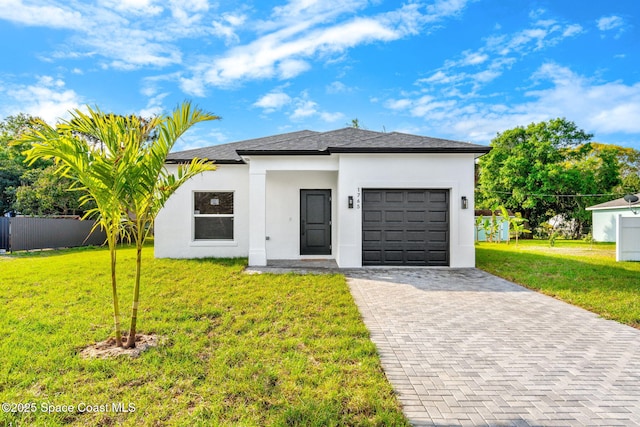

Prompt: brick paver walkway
[{"left": 347, "top": 268, "right": 640, "bottom": 427}]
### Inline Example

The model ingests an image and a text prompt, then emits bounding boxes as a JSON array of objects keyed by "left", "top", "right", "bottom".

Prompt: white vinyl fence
[{"left": 616, "top": 215, "right": 640, "bottom": 262}]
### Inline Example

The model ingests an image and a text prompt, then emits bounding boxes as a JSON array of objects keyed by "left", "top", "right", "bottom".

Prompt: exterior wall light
[
  {"left": 348, "top": 196, "right": 354, "bottom": 209},
  {"left": 461, "top": 196, "right": 468, "bottom": 209}
]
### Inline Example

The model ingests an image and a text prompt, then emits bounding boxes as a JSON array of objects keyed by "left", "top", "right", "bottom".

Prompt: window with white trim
[{"left": 193, "top": 192, "right": 234, "bottom": 240}]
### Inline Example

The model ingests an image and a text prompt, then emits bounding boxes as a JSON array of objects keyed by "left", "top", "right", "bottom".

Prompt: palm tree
[
  {"left": 119, "top": 102, "right": 218, "bottom": 348},
  {"left": 18, "top": 102, "right": 219, "bottom": 348},
  {"left": 19, "top": 109, "right": 135, "bottom": 347}
]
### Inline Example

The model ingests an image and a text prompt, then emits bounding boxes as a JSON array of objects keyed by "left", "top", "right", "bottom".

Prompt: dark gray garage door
[{"left": 362, "top": 189, "right": 449, "bottom": 266}]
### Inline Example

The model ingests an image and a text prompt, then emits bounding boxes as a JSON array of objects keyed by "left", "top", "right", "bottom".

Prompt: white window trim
[{"left": 191, "top": 190, "right": 236, "bottom": 243}]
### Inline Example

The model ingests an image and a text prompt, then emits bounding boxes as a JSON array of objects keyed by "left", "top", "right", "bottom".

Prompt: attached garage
[{"left": 362, "top": 189, "right": 450, "bottom": 266}]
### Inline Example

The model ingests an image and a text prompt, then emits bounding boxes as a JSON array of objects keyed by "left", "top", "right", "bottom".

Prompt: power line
[{"left": 486, "top": 191, "right": 623, "bottom": 198}]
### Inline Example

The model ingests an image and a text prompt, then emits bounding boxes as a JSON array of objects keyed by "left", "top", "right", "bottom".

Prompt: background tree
[
  {"left": 589, "top": 143, "right": 640, "bottom": 194},
  {"left": 0, "top": 114, "right": 46, "bottom": 215},
  {"left": 476, "top": 118, "right": 625, "bottom": 236},
  {"left": 1, "top": 113, "right": 91, "bottom": 216},
  {"left": 13, "top": 165, "right": 91, "bottom": 215}
]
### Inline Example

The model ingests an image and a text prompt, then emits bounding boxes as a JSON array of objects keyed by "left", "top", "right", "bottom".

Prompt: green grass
[
  {"left": 476, "top": 240, "right": 640, "bottom": 328},
  {"left": 0, "top": 245, "right": 407, "bottom": 426}
]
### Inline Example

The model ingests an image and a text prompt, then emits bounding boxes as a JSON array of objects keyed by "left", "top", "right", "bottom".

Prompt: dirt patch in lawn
[
  {"left": 511, "top": 245, "right": 615, "bottom": 259},
  {"left": 80, "top": 334, "right": 162, "bottom": 359}
]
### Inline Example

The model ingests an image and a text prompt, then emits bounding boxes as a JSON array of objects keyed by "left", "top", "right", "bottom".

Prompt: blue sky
[{"left": 1, "top": 0, "right": 639, "bottom": 151}]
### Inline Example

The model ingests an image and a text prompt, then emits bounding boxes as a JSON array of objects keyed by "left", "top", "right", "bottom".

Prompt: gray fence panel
[
  {"left": 9, "top": 217, "right": 106, "bottom": 251},
  {"left": 0, "top": 217, "right": 9, "bottom": 251}
]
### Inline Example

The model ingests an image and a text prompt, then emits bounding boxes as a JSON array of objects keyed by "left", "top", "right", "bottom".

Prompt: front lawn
[
  {"left": 476, "top": 240, "right": 640, "bottom": 328},
  {"left": 0, "top": 245, "right": 407, "bottom": 426}
]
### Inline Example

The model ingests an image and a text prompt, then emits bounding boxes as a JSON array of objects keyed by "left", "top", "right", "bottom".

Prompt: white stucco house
[
  {"left": 155, "top": 128, "right": 490, "bottom": 268},
  {"left": 586, "top": 193, "right": 640, "bottom": 242}
]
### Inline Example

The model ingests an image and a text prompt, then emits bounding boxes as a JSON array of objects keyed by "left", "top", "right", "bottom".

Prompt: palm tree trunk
[
  {"left": 109, "top": 233, "right": 123, "bottom": 347},
  {"left": 125, "top": 238, "right": 142, "bottom": 348}
]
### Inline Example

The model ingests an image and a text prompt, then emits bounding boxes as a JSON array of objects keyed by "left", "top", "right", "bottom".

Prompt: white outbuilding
[{"left": 586, "top": 193, "right": 640, "bottom": 242}]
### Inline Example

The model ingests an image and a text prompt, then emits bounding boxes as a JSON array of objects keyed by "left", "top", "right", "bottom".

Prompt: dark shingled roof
[
  {"left": 586, "top": 193, "right": 640, "bottom": 210},
  {"left": 167, "top": 127, "right": 490, "bottom": 163}
]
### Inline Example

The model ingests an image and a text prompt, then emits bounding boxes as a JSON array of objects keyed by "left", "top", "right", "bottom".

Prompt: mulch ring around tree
[{"left": 79, "top": 334, "right": 163, "bottom": 359}]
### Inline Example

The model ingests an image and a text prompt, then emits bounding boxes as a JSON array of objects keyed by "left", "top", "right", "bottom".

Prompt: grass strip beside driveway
[
  {"left": 0, "top": 245, "right": 408, "bottom": 426},
  {"left": 477, "top": 241, "right": 640, "bottom": 328}
]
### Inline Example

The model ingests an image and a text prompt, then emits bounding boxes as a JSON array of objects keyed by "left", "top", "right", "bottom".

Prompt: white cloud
[
  {"left": 1, "top": 76, "right": 83, "bottom": 124},
  {"left": 0, "top": 0, "right": 84, "bottom": 29},
  {"left": 384, "top": 64, "right": 640, "bottom": 144},
  {"left": 0, "top": 0, "right": 215, "bottom": 71},
  {"left": 138, "top": 92, "right": 169, "bottom": 118},
  {"left": 98, "top": 0, "right": 163, "bottom": 16},
  {"left": 278, "top": 59, "right": 311, "bottom": 79},
  {"left": 596, "top": 15, "right": 626, "bottom": 39},
  {"left": 597, "top": 15, "right": 624, "bottom": 32},
  {"left": 320, "top": 111, "right": 345, "bottom": 122},
  {"left": 460, "top": 51, "right": 489, "bottom": 66},
  {"left": 186, "top": 13, "right": 408, "bottom": 90},
  {"left": 326, "top": 81, "right": 352, "bottom": 94},
  {"left": 0, "top": 0, "right": 474, "bottom": 89},
  {"left": 173, "top": 127, "right": 229, "bottom": 152},
  {"left": 253, "top": 89, "right": 343, "bottom": 123},
  {"left": 425, "top": 0, "right": 472, "bottom": 21},
  {"left": 253, "top": 91, "right": 292, "bottom": 112},
  {"left": 418, "top": 12, "right": 583, "bottom": 98},
  {"left": 182, "top": 1, "right": 473, "bottom": 92},
  {"left": 291, "top": 98, "right": 318, "bottom": 119},
  {"left": 211, "top": 13, "right": 247, "bottom": 45},
  {"left": 562, "top": 24, "right": 583, "bottom": 38},
  {"left": 526, "top": 63, "right": 640, "bottom": 134}
]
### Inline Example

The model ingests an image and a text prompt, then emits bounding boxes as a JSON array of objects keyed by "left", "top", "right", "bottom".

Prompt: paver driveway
[{"left": 346, "top": 268, "right": 640, "bottom": 427}]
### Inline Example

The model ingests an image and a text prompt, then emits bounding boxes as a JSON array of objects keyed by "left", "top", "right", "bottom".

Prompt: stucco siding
[
  {"left": 335, "top": 153, "right": 476, "bottom": 268},
  {"left": 265, "top": 170, "right": 338, "bottom": 260},
  {"left": 155, "top": 152, "right": 478, "bottom": 268},
  {"left": 154, "top": 164, "right": 250, "bottom": 258}
]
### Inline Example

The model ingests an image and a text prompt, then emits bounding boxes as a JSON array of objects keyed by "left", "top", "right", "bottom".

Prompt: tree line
[
  {"left": 1, "top": 113, "right": 93, "bottom": 216},
  {"left": 476, "top": 118, "right": 640, "bottom": 239}
]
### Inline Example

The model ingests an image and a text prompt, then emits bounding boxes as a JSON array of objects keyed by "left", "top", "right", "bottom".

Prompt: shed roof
[
  {"left": 586, "top": 193, "right": 640, "bottom": 211},
  {"left": 167, "top": 127, "right": 490, "bottom": 164}
]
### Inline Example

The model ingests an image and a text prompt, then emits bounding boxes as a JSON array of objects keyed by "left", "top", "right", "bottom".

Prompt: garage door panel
[
  {"left": 363, "top": 250, "right": 381, "bottom": 262},
  {"left": 429, "top": 191, "right": 447, "bottom": 202},
  {"left": 363, "top": 191, "right": 383, "bottom": 203},
  {"left": 428, "top": 231, "right": 448, "bottom": 242},
  {"left": 406, "top": 230, "right": 426, "bottom": 242},
  {"left": 385, "top": 192, "right": 404, "bottom": 203},
  {"left": 384, "top": 230, "right": 404, "bottom": 242},
  {"left": 428, "top": 251, "right": 448, "bottom": 263},
  {"left": 383, "top": 250, "right": 404, "bottom": 262},
  {"left": 429, "top": 211, "right": 448, "bottom": 223},
  {"left": 363, "top": 210, "right": 382, "bottom": 223},
  {"left": 407, "top": 191, "right": 426, "bottom": 202},
  {"left": 362, "top": 189, "right": 449, "bottom": 266},
  {"left": 385, "top": 211, "right": 404, "bottom": 222},
  {"left": 363, "top": 230, "right": 382, "bottom": 241},
  {"left": 406, "top": 251, "right": 427, "bottom": 262},
  {"left": 406, "top": 211, "right": 426, "bottom": 223}
]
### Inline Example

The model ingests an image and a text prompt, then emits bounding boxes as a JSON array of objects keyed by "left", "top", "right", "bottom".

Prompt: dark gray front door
[
  {"left": 300, "top": 189, "right": 331, "bottom": 255},
  {"left": 362, "top": 189, "right": 449, "bottom": 266}
]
